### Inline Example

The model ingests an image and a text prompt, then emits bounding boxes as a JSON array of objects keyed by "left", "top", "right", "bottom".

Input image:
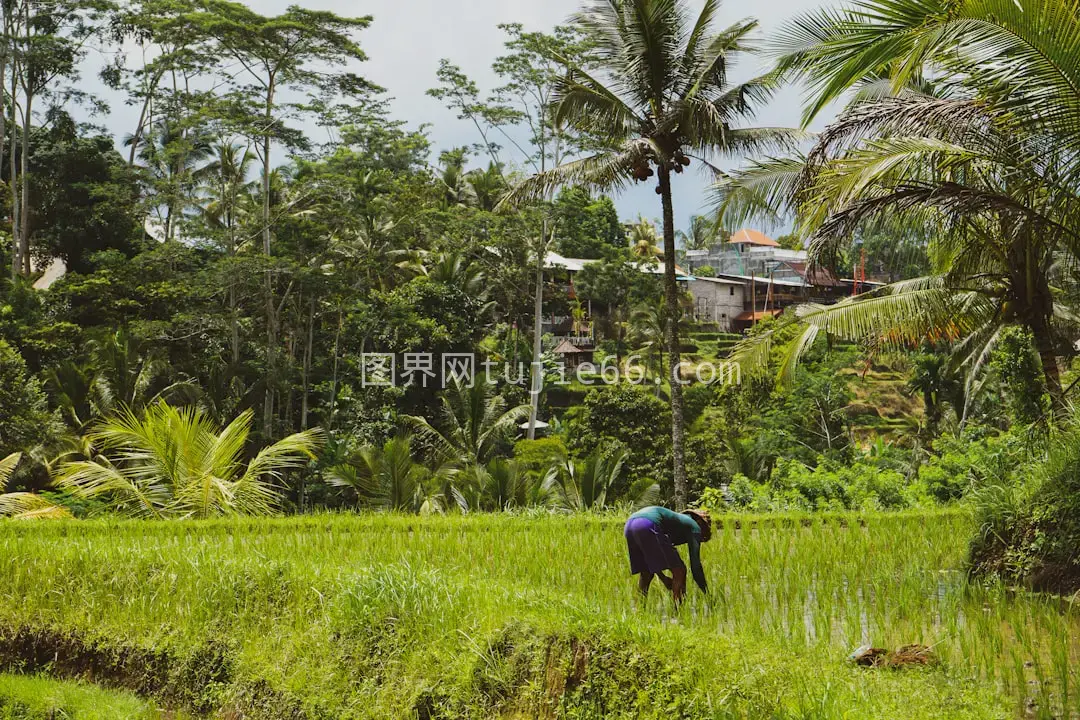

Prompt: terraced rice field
[{"left": 0, "top": 512, "right": 1074, "bottom": 718}]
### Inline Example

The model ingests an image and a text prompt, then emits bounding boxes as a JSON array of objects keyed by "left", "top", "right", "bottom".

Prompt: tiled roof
[{"left": 728, "top": 229, "right": 779, "bottom": 247}]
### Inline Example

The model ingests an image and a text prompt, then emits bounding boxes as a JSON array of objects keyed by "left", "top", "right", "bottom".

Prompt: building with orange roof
[{"left": 728, "top": 228, "right": 780, "bottom": 248}]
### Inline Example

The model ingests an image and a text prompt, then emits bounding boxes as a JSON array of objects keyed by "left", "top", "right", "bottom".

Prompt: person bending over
[{"left": 624, "top": 506, "right": 711, "bottom": 603}]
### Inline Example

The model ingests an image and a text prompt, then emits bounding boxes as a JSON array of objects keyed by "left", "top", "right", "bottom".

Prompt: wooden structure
[{"left": 552, "top": 339, "right": 594, "bottom": 370}]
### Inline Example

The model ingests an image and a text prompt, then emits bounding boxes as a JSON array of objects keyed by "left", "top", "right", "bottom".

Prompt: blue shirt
[{"left": 629, "top": 506, "right": 707, "bottom": 592}]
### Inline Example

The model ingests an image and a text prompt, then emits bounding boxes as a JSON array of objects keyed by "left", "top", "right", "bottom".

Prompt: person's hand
[{"left": 671, "top": 568, "right": 687, "bottom": 604}]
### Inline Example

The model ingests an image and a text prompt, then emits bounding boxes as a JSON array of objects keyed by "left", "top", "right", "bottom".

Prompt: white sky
[{"left": 83, "top": 0, "right": 836, "bottom": 233}]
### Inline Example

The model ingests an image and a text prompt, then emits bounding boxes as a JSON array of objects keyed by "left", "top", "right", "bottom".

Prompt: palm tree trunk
[
  {"left": 329, "top": 309, "right": 343, "bottom": 431},
  {"left": 7, "top": 68, "right": 16, "bottom": 278},
  {"left": 18, "top": 90, "right": 29, "bottom": 275},
  {"left": 527, "top": 221, "right": 547, "bottom": 440},
  {"left": 301, "top": 297, "right": 314, "bottom": 430},
  {"left": 261, "top": 78, "right": 277, "bottom": 435},
  {"left": 1029, "top": 315, "right": 1065, "bottom": 412},
  {"left": 658, "top": 165, "right": 688, "bottom": 507}
]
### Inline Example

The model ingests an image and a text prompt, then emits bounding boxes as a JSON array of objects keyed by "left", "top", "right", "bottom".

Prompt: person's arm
[{"left": 687, "top": 536, "right": 707, "bottom": 593}]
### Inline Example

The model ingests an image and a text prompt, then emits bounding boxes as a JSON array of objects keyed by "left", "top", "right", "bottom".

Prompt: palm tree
[
  {"left": 678, "top": 215, "right": 719, "bottom": 251},
  {"left": 629, "top": 299, "right": 667, "bottom": 383},
  {"left": 479, "top": 458, "right": 532, "bottom": 510},
  {"left": 630, "top": 296, "right": 693, "bottom": 386},
  {"left": 427, "top": 251, "right": 487, "bottom": 298},
  {"left": 908, "top": 344, "right": 965, "bottom": 431},
  {"left": 0, "top": 453, "right": 70, "bottom": 520},
  {"left": 195, "top": 139, "right": 258, "bottom": 364},
  {"left": 45, "top": 360, "right": 102, "bottom": 432},
  {"left": 771, "top": 0, "right": 1080, "bottom": 143},
  {"left": 128, "top": 120, "right": 214, "bottom": 242},
  {"left": 91, "top": 328, "right": 188, "bottom": 413},
  {"left": 543, "top": 448, "right": 658, "bottom": 511},
  {"left": 327, "top": 435, "right": 453, "bottom": 514},
  {"left": 437, "top": 148, "right": 478, "bottom": 209},
  {"left": 627, "top": 216, "right": 663, "bottom": 263},
  {"left": 465, "top": 162, "right": 508, "bottom": 211},
  {"left": 57, "top": 402, "right": 322, "bottom": 519},
  {"left": 448, "top": 458, "right": 538, "bottom": 512},
  {"left": 44, "top": 333, "right": 194, "bottom": 432},
  {"left": 502, "top": 0, "right": 795, "bottom": 505},
  {"left": 329, "top": 216, "right": 425, "bottom": 292},
  {"left": 195, "top": 139, "right": 257, "bottom": 251},
  {"left": 715, "top": 2, "right": 1080, "bottom": 411},
  {"left": 427, "top": 251, "right": 497, "bottom": 326},
  {"left": 406, "top": 380, "right": 531, "bottom": 467}
]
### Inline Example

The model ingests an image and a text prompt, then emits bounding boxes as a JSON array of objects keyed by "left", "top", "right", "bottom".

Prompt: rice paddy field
[{"left": 0, "top": 511, "right": 1075, "bottom": 719}]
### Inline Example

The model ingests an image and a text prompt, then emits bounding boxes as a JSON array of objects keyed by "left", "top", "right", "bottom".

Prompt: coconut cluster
[{"left": 631, "top": 152, "right": 692, "bottom": 194}]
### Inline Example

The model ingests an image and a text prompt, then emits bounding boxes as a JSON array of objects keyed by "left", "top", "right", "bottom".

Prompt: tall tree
[
  {"left": 2, "top": 0, "right": 111, "bottom": 276},
  {"left": 106, "top": 0, "right": 215, "bottom": 166},
  {"left": 192, "top": 1, "right": 374, "bottom": 434},
  {"left": 430, "top": 25, "right": 599, "bottom": 441},
  {"left": 504, "top": 0, "right": 794, "bottom": 504},
  {"left": 678, "top": 215, "right": 718, "bottom": 251},
  {"left": 427, "top": 60, "right": 518, "bottom": 167},
  {"left": 28, "top": 112, "right": 143, "bottom": 271},
  {"left": 551, "top": 186, "right": 624, "bottom": 258}
]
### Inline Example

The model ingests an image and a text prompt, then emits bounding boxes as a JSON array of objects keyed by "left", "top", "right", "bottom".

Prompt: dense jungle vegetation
[{"left": 1, "top": 0, "right": 1080, "bottom": 716}]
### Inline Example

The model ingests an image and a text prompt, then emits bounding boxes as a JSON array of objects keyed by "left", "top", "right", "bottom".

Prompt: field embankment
[{"left": 0, "top": 512, "right": 1073, "bottom": 719}]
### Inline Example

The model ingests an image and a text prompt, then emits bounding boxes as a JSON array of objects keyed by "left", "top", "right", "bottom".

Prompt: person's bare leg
[
  {"left": 638, "top": 572, "right": 654, "bottom": 596},
  {"left": 671, "top": 567, "right": 687, "bottom": 604}
]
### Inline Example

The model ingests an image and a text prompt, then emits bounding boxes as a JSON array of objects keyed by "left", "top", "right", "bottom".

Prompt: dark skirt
[{"left": 624, "top": 516, "right": 684, "bottom": 575}]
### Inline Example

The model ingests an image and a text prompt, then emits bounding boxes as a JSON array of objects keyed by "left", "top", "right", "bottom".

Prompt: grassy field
[
  {"left": 0, "top": 673, "right": 170, "bottom": 718},
  {"left": 0, "top": 511, "right": 1074, "bottom": 719}
]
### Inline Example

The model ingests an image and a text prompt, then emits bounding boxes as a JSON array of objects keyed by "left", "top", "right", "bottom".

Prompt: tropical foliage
[
  {"left": 406, "top": 380, "right": 531, "bottom": 467},
  {"left": 715, "top": 0, "right": 1080, "bottom": 418},
  {"left": 57, "top": 403, "right": 322, "bottom": 518},
  {"left": 504, "top": 0, "right": 797, "bottom": 505},
  {"left": 0, "top": 453, "right": 70, "bottom": 519},
  {"left": 0, "top": 0, "right": 1074, "bottom": 603}
]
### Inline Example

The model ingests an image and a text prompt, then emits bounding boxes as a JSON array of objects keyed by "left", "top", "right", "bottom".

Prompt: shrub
[
  {"left": 989, "top": 326, "right": 1049, "bottom": 425},
  {"left": 58, "top": 402, "right": 323, "bottom": 518},
  {"left": 0, "top": 340, "right": 58, "bottom": 458},
  {"left": 917, "top": 429, "right": 1030, "bottom": 503},
  {"left": 566, "top": 385, "right": 671, "bottom": 495},
  {"left": 682, "top": 383, "right": 714, "bottom": 427},
  {"left": 969, "top": 428, "right": 1080, "bottom": 594},
  {"left": 514, "top": 437, "right": 568, "bottom": 478},
  {"left": 701, "top": 458, "right": 930, "bottom": 513}
]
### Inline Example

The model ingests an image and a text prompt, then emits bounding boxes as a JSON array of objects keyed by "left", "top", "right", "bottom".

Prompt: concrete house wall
[{"left": 688, "top": 278, "right": 745, "bottom": 331}]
